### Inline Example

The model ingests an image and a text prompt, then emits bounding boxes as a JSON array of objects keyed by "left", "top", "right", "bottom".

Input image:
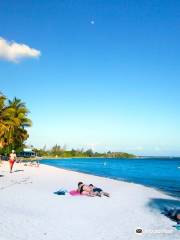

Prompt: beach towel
[
  {"left": 69, "top": 190, "right": 81, "bottom": 196},
  {"left": 54, "top": 188, "right": 82, "bottom": 196}
]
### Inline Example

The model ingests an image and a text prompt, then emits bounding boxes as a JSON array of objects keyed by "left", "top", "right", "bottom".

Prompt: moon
[{"left": 90, "top": 20, "right": 95, "bottom": 25}]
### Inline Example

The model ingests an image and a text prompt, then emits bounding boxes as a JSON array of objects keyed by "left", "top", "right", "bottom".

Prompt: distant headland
[{"left": 33, "top": 144, "right": 136, "bottom": 159}]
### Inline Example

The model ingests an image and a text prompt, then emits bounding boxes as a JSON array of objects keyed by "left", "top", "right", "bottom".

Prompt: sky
[{"left": 0, "top": 0, "right": 180, "bottom": 156}]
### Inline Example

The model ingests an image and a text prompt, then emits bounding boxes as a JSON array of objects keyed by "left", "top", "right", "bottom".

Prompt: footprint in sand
[{"left": 0, "top": 177, "right": 32, "bottom": 189}]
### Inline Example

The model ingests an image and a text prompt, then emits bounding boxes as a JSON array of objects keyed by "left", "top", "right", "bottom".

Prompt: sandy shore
[{"left": 0, "top": 161, "right": 179, "bottom": 240}]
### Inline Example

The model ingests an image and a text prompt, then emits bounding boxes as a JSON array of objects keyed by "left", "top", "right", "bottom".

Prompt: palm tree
[
  {"left": 7, "top": 97, "right": 32, "bottom": 151},
  {"left": 0, "top": 94, "right": 32, "bottom": 153},
  {"left": 8, "top": 97, "right": 32, "bottom": 128},
  {"left": 0, "top": 93, "right": 14, "bottom": 148},
  {"left": 0, "top": 94, "right": 6, "bottom": 148}
]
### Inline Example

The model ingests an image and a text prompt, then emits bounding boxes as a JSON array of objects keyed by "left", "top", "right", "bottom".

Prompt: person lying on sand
[
  {"left": 89, "top": 184, "right": 110, "bottom": 197},
  {"left": 77, "top": 182, "right": 97, "bottom": 196},
  {"left": 77, "top": 182, "right": 110, "bottom": 197}
]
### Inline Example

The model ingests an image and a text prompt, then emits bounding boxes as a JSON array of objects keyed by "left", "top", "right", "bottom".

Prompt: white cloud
[{"left": 0, "top": 37, "right": 41, "bottom": 63}]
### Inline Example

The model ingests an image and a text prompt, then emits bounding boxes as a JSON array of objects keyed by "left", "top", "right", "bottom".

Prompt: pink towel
[{"left": 69, "top": 190, "right": 81, "bottom": 196}]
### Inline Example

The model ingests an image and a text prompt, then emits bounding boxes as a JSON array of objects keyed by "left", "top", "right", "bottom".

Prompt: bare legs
[{"left": 9, "top": 160, "right": 15, "bottom": 173}]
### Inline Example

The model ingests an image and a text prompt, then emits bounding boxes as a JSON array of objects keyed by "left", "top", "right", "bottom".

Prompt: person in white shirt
[{"left": 9, "top": 150, "right": 16, "bottom": 173}]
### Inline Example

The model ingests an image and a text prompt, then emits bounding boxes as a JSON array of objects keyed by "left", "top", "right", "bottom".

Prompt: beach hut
[{"left": 19, "top": 148, "right": 36, "bottom": 158}]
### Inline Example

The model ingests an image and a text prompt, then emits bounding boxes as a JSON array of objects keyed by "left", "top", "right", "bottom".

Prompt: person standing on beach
[{"left": 9, "top": 150, "right": 16, "bottom": 173}]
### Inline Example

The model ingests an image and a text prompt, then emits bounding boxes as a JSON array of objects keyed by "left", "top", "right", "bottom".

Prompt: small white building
[{"left": 19, "top": 148, "right": 36, "bottom": 158}]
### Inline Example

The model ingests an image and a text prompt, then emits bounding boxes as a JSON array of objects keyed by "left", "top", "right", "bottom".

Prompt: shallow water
[{"left": 42, "top": 157, "right": 180, "bottom": 198}]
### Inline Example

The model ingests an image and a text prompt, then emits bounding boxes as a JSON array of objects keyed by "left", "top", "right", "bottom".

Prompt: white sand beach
[{"left": 0, "top": 161, "right": 179, "bottom": 240}]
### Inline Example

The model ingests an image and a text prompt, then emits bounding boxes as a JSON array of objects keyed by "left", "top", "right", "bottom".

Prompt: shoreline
[
  {"left": 0, "top": 161, "right": 179, "bottom": 240},
  {"left": 42, "top": 162, "right": 173, "bottom": 198},
  {"left": 41, "top": 159, "right": 180, "bottom": 200}
]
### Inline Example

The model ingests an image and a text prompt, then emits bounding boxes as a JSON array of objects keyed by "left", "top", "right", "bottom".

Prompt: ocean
[{"left": 41, "top": 157, "right": 180, "bottom": 198}]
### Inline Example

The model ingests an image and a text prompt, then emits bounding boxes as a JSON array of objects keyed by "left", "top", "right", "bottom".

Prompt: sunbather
[
  {"left": 77, "top": 182, "right": 97, "bottom": 196},
  {"left": 77, "top": 182, "right": 110, "bottom": 197},
  {"left": 89, "top": 184, "right": 110, "bottom": 197}
]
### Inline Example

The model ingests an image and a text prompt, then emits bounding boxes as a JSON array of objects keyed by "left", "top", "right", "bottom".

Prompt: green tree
[
  {"left": 85, "top": 149, "right": 94, "bottom": 157},
  {"left": 0, "top": 94, "right": 32, "bottom": 154},
  {"left": 0, "top": 93, "right": 15, "bottom": 150}
]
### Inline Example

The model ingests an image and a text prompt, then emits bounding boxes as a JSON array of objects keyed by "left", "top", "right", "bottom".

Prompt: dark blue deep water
[{"left": 41, "top": 158, "right": 180, "bottom": 198}]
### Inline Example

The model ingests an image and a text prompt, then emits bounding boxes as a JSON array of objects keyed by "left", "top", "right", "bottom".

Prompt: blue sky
[{"left": 0, "top": 0, "right": 180, "bottom": 156}]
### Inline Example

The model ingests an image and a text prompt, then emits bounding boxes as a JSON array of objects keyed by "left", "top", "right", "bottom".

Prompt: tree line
[
  {"left": 0, "top": 92, "right": 32, "bottom": 155},
  {"left": 33, "top": 144, "right": 136, "bottom": 158}
]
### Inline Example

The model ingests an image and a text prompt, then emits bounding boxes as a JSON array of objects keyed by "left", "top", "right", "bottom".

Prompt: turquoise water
[{"left": 41, "top": 158, "right": 180, "bottom": 198}]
